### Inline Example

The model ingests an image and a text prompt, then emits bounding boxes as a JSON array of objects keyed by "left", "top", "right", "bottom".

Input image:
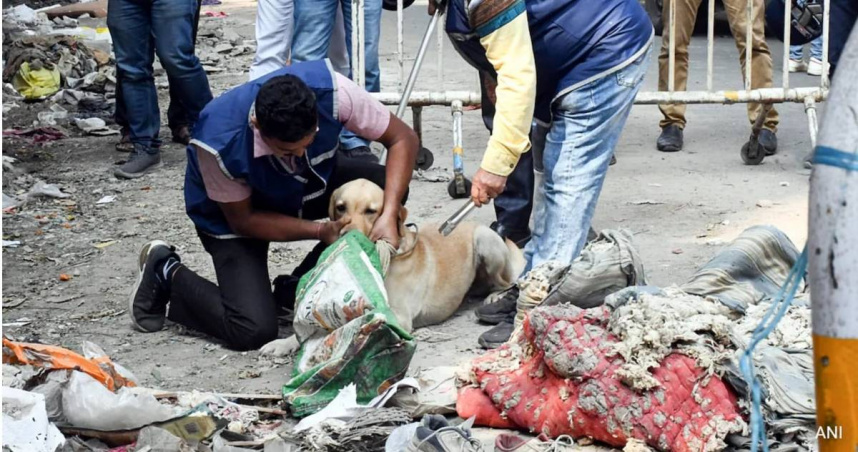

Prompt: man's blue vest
[
  {"left": 184, "top": 60, "right": 341, "bottom": 237},
  {"left": 446, "top": 0, "right": 653, "bottom": 123}
]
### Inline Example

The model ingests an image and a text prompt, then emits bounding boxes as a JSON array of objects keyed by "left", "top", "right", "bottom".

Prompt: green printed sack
[{"left": 283, "top": 231, "right": 416, "bottom": 417}]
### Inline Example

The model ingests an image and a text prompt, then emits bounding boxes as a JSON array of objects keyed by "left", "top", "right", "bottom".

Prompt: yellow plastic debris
[{"left": 12, "top": 62, "right": 61, "bottom": 99}]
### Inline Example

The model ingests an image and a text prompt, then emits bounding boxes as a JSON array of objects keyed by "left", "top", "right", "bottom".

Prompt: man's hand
[
  {"left": 370, "top": 211, "right": 401, "bottom": 249},
  {"left": 471, "top": 168, "right": 507, "bottom": 207},
  {"left": 319, "top": 217, "right": 347, "bottom": 244}
]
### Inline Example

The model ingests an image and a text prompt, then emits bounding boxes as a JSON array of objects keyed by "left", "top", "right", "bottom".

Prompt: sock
[{"left": 156, "top": 256, "right": 181, "bottom": 289}]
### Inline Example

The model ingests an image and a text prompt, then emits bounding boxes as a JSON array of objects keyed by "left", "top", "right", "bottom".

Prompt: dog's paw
[{"left": 259, "top": 335, "right": 299, "bottom": 357}]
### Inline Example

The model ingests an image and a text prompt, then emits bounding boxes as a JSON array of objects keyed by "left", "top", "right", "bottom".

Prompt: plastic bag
[
  {"left": 285, "top": 231, "right": 416, "bottom": 417},
  {"left": 2, "top": 388, "right": 65, "bottom": 452},
  {"left": 12, "top": 62, "right": 61, "bottom": 99},
  {"left": 61, "top": 371, "right": 181, "bottom": 431}
]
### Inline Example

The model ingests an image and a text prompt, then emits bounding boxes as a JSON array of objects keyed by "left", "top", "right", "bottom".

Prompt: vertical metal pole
[
  {"left": 397, "top": 0, "right": 404, "bottom": 91},
  {"left": 821, "top": 0, "right": 830, "bottom": 87},
  {"left": 808, "top": 25, "right": 858, "bottom": 452},
  {"left": 668, "top": 0, "right": 676, "bottom": 92},
  {"left": 745, "top": 0, "right": 752, "bottom": 91},
  {"left": 452, "top": 101, "right": 464, "bottom": 178},
  {"left": 357, "top": 0, "right": 365, "bottom": 88},
  {"left": 783, "top": 0, "right": 791, "bottom": 89},
  {"left": 802, "top": 96, "right": 819, "bottom": 168},
  {"left": 436, "top": 11, "right": 444, "bottom": 84},
  {"left": 707, "top": 0, "right": 715, "bottom": 91},
  {"left": 351, "top": 0, "right": 360, "bottom": 84}
]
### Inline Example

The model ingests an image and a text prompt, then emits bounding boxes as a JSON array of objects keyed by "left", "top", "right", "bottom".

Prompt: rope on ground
[{"left": 739, "top": 247, "right": 808, "bottom": 452}]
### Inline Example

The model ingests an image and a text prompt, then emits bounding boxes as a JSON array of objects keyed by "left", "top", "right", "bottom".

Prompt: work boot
[
  {"left": 406, "top": 415, "right": 483, "bottom": 452},
  {"left": 171, "top": 125, "right": 191, "bottom": 145},
  {"left": 478, "top": 318, "right": 515, "bottom": 350},
  {"left": 656, "top": 124, "right": 683, "bottom": 152},
  {"left": 115, "top": 131, "right": 133, "bottom": 153},
  {"left": 490, "top": 222, "right": 531, "bottom": 248},
  {"left": 758, "top": 129, "right": 778, "bottom": 156},
  {"left": 114, "top": 145, "right": 162, "bottom": 179},
  {"left": 129, "top": 240, "right": 179, "bottom": 332},
  {"left": 475, "top": 285, "right": 518, "bottom": 324},
  {"left": 340, "top": 145, "right": 380, "bottom": 163}
]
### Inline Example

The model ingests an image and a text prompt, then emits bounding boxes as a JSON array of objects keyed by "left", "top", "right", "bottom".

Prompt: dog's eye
[
  {"left": 336, "top": 205, "right": 346, "bottom": 213},
  {"left": 365, "top": 208, "right": 378, "bottom": 215}
]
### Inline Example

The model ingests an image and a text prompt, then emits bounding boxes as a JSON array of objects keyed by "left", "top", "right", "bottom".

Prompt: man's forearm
[
  {"left": 379, "top": 116, "right": 419, "bottom": 215},
  {"left": 230, "top": 211, "right": 320, "bottom": 242}
]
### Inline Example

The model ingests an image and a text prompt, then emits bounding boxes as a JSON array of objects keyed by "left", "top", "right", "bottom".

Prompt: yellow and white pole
[{"left": 808, "top": 22, "right": 858, "bottom": 452}]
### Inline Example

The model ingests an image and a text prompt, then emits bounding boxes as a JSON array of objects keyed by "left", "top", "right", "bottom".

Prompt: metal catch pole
[
  {"left": 450, "top": 100, "right": 469, "bottom": 198},
  {"left": 808, "top": 25, "right": 858, "bottom": 452},
  {"left": 782, "top": 0, "right": 791, "bottom": 89}
]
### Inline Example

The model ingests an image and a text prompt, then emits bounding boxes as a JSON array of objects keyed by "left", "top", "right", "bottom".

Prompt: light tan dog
[{"left": 260, "top": 179, "right": 525, "bottom": 357}]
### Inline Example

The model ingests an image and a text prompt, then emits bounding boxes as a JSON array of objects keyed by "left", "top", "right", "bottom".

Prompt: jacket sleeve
[{"left": 470, "top": 0, "right": 536, "bottom": 176}]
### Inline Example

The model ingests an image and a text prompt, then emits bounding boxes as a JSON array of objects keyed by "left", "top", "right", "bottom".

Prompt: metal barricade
[{"left": 346, "top": 0, "right": 829, "bottom": 197}]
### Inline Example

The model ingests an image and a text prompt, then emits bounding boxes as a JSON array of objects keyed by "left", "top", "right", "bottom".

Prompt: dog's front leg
[{"left": 259, "top": 334, "right": 300, "bottom": 357}]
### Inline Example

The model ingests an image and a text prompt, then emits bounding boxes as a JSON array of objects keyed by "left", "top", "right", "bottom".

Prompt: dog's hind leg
[{"left": 473, "top": 226, "right": 525, "bottom": 292}]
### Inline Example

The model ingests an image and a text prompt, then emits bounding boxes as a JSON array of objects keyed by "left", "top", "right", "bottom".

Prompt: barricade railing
[{"left": 347, "top": 0, "right": 828, "bottom": 195}]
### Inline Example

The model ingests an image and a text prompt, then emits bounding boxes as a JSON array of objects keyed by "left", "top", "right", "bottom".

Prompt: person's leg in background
[
  {"left": 108, "top": 0, "right": 162, "bottom": 177},
  {"left": 165, "top": 0, "right": 203, "bottom": 144},
  {"left": 291, "top": 0, "right": 337, "bottom": 65},
  {"left": 788, "top": 43, "right": 807, "bottom": 72},
  {"left": 806, "top": 35, "right": 825, "bottom": 76},
  {"left": 113, "top": 70, "right": 134, "bottom": 152},
  {"left": 328, "top": 4, "right": 351, "bottom": 77},
  {"left": 656, "top": 0, "right": 703, "bottom": 153},
  {"left": 722, "top": 0, "right": 779, "bottom": 154},
  {"left": 524, "top": 46, "right": 652, "bottom": 274},
  {"left": 829, "top": 0, "right": 858, "bottom": 76},
  {"left": 337, "top": 0, "right": 383, "bottom": 162},
  {"left": 249, "top": 0, "right": 294, "bottom": 80}
]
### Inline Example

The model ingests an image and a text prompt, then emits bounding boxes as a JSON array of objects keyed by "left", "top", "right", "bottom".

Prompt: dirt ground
[{"left": 2, "top": 0, "right": 818, "bottom": 398}]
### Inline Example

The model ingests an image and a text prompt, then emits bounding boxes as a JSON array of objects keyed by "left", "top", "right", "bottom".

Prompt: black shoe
[
  {"left": 476, "top": 286, "right": 518, "bottom": 324},
  {"left": 340, "top": 145, "right": 380, "bottom": 163},
  {"left": 758, "top": 129, "right": 778, "bottom": 155},
  {"left": 489, "top": 222, "right": 531, "bottom": 248},
  {"left": 171, "top": 125, "right": 191, "bottom": 145},
  {"left": 272, "top": 274, "right": 300, "bottom": 314},
  {"left": 656, "top": 124, "right": 683, "bottom": 152},
  {"left": 114, "top": 146, "right": 162, "bottom": 179},
  {"left": 478, "top": 321, "right": 515, "bottom": 349},
  {"left": 129, "top": 240, "right": 178, "bottom": 332},
  {"left": 610, "top": 155, "right": 617, "bottom": 165}
]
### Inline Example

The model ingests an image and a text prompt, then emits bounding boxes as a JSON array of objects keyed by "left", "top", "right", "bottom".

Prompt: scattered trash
[
  {"left": 204, "top": 11, "right": 228, "bottom": 17},
  {"left": 59, "top": 273, "right": 72, "bottom": 281},
  {"left": 2, "top": 388, "right": 66, "bottom": 452},
  {"left": 3, "top": 240, "right": 22, "bottom": 248},
  {"left": 779, "top": 181, "right": 790, "bottom": 187},
  {"left": 11, "top": 61, "right": 61, "bottom": 99},
  {"left": 413, "top": 167, "right": 451, "bottom": 183},
  {"left": 96, "top": 195, "right": 116, "bottom": 204},
  {"left": 237, "top": 369, "right": 261, "bottom": 379},
  {"left": 671, "top": 248, "right": 683, "bottom": 254},
  {"left": 756, "top": 199, "right": 774, "bottom": 208},
  {"left": 2, "top": 126, "right": 66, "bottom": 143},
  {"left": 27, "top": 181, "right": 71, "bottom": 200},
  {"left": 3, "top": 318, "right": 33, "bottom": 327},
  {"left": 628, "top": 199, "right": 664, "bottom": 205},
  {"left": 74, "top": 117, "right": 119, "bottom": 135},
  {"left": 93, "top": 240, "right": 117, "bottom": 249}
]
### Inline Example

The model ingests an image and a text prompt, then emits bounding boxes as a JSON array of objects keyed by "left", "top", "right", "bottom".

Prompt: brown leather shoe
[{"left": 115, "top": 132, "right": 134, "bottom": 153}]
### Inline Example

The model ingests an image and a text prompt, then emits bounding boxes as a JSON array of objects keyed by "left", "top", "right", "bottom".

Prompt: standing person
[
  {"left": 789, "top": 36, "right": 826, "bottom": 75},
  {"left": 655, "top": 0, "right": 778, "bottom": 154},
  {"left": 249, "top": 0, "right": 293, "bottom": 81},
  {"left": 291, "top": 0, "right": 383, "bottom": 162},
  {"left": 126, "top": 61, "right": 418, "bottom": 350},
  {"left": 114, "top": 0, "right": 203, "bottom": 152},
  {"left": 437, "top": 0, "right": 653, "bottom": 347},
  {"left": 108, "top": 0, "right": 212, "bottom": 178}
]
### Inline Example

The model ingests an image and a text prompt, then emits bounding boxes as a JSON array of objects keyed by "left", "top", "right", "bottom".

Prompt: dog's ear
[
  {"left": 396, "top": 206, "right": 409, "bottom": 235},
  {"left": 329, "top": 186, "right": 344, "bottom": 220}
]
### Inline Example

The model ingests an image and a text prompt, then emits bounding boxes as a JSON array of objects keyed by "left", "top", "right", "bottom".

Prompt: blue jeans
[
  {"left": 107, "top": 0, "right": 212, "bottom": 153},
  {"left": 291, "top": 0, "right": 382, "bottom": 150},
  {"left": 523, "top": 45, "right": 652, "bottom": 273},
  {"left": 790, "top": 36, "right": 823, "bottom": 60}
]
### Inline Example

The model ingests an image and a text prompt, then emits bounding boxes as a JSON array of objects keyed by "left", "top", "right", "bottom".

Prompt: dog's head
[{"left": 328, "top": 179, "right": 408, "bottom": 238}]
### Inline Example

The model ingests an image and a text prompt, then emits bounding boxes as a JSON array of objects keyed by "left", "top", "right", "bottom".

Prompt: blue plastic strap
[{"left": 811, "top": 146, "right": 858, "bottom": 171}]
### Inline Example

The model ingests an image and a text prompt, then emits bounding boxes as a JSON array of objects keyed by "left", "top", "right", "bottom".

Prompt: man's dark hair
[{"left": 255, "top": 75, "right": 318, "bottom": 143}]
